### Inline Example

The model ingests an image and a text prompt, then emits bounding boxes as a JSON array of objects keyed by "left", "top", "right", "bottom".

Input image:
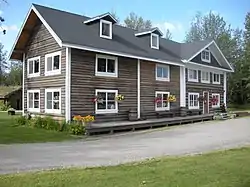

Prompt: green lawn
[
  {"left": 0, "top": 112, "right": 77, "bottom": 144},
  {"left": 1, "top": 147, "right": 250, "bottom": 187}
]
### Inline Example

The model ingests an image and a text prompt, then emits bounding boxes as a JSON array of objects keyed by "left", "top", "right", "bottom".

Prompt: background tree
[
  {"left": 124, "top": 12, "right": 152, "bottom": 31},
  {"left": 165, "top": 29, "right": 172, "bottom": 39},
  {"left": 110, "top": 11, "right": 120, "bottom": 24},
  {"left": 0, "top": 43, "right": 7, "bottom": 85}
]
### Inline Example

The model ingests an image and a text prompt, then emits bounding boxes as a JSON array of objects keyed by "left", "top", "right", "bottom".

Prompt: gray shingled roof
[{"left": 32, "top": 4, "right": 231, "bottom": 70}]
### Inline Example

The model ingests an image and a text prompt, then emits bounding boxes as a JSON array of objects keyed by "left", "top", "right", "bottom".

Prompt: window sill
[
  {"left": 155, "top": 107, "right": 170, "bottom": 111},
  {"left": 156, "top": 77, "right": 170, "bottom": 82},
  {"left": 45, "top": 109, "right": 61, "bottom": 115},
  {"left": 27, "top": 108, "right": 40, "bottom": 113},
  {"left": 188, "top": 79, "right": 198, "bottom": 82},
  {"left": 95, "top": 72, "right": 117, "bottom": 78},
  {"left": 151, "top": 45, "right": 159, "bottom": 50},
  {"left": 100, "top": 34, "right": 112, "bottom": 39},
  {"left": 95, "top": 109, "right": 118, "bottom": 114},
  {"left": 213, "top": 82, "right": 220, "bottom": 85},
  {"left": 201, "top": 59, "right": 211, "bottom": 63},
  {"left": 188, "top": 106, "right": 200, "bottom": 110},
  {"left": 212, "top": 105, "right": 220, "bottom": 108},
  {"left": 45, "top": 70, "right": 61, "bottom": 76},
  {"left": 27, "top": 73, "right": 40, "bottom": 78},
  {"left": 201, "top": 80, "right": 210, "bottom": 84}
]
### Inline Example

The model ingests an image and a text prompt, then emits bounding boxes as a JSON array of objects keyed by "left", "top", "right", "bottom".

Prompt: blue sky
[{"left": 0, "top": 0, "right": 249, "bottom": 56}]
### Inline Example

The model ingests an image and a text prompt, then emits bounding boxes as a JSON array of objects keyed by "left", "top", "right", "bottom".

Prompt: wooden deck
[{"left": 86, "top": 114, "right": 214, "bottom": 135}]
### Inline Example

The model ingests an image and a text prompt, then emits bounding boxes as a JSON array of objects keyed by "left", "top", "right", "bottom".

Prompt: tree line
[{"left": 0, "top": 10, "right": 249, "bottom": 105}]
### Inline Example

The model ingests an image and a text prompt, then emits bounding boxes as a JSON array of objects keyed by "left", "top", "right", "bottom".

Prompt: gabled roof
[
  {"left": 135, "top": 27, "right": 164, "bottom": 37},
  {"left": 9, "top": 4, "right": 234, "bottom": 72},
  {"left": 84, "top": 12, "right": 117, "bottom": 24},
  {"left": 0, "top": 86, "right": 21, "bottom": 99}
]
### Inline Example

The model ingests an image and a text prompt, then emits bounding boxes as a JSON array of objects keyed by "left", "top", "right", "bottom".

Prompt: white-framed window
[
  {"left": 45, "top": 88, "right": 61, "bottom": 114},
  {"left": 27, "top": 56, "right": 40, "bottom": 78},
  {"left": 188, "top": 69, "right": 198, "bottom": 82},
  {"left": 45, "top": 51, "right": 61, "bottom": 76},
  {"left": 155, "top": 64, "right": 170, "bottom": 81},
  {"left": 151, "top": 33, "right": 159, "bottom": 49},
  {"left": 212, "top": 93, "right": 220, "bottom": 108},
  {"left": 95, "top": 54, "right": 118, "bottom": 77},
  {"left": 188, "top": 92, "right": 199, "bottom": 109},
  {"left": 95, "top": 89, "right": 118, "bottom": 114},
  {"left": 100, "top": 19, "right": 112, "bottom": 39},
  {"left": 201, "top": 49, "right": 211, "bottom": 63},
  {"left": 201, "top": 71, "right": 210, "bottom": 83},
  {"left": 155, "top": 91, "right": 170, "bottom": 111},
  {"left": 27, "top": 89, "right": 40, "bottom": 113},
  {"left": 213, "top": 73, "right": 220, "bottom": 84}
]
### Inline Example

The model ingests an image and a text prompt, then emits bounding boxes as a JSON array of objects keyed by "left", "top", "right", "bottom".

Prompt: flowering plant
[
  {"left": 116, "top": 94, "right": 125, "bottom": 101},
  {"left": 92, "top": 95, "right": 103, "bottom": 103},
  {"left": 73, "top": 115, "right": 95, "bottom": 125},
  {"left": 167, "top": 95, "right": 176, "bottom": 102},
  {"left": 154, "top": 97, "right": 162, "bottom": 103},
  {"left": 211, "top": 97, "right": 218, "bottom": 104}
]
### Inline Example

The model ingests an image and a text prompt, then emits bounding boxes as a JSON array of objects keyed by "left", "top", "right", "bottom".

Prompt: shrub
[
  {"left": 59, "top": 120, "right": 70, "bottom": 132},
  {"left": 15, "top": 116, "right": 27, "bottom": 126},
  {"left": 43, "top": 117, "right": 60, "bottom": 131},
  {"left": 0, "top": 100, "right": 11, "bottom": 111},
  {"left": 32, "top": 116, "right": 46, "bottom": 129},
  {"left": 70, "top": 122, "right": 85, "bottom": 135}
]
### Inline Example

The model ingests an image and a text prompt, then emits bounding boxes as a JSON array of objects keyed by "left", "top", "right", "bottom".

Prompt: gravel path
[{"left": 1, "top": 117, "right": 250, "bottom": 174}]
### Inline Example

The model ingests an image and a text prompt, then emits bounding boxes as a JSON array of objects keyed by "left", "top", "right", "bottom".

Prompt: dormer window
[
  {"left": 100, "top": 19, "right": 112, "bottom": 39},
  {"left": 201, "top": 49, "right": 211, "bottom": 63},
  {"left": 151, "top": 33, "right": 159, "bottom": 49}
]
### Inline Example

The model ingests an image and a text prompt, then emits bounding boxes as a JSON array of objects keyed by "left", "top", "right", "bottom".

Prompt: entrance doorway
[{"left": 203, "top": 91, "right": 209, "bottom": 114}]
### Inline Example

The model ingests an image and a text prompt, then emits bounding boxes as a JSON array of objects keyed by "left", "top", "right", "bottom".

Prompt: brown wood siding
[
  {"left": 140, "top": 61, "right": 180, "bottom": 117},
  {"left": 23, "top": 21, "right": 65, "bottom": 117},
  {"left": 186, "top": 68, "right": 224, "bottom": 113},
  {"left": 71, "top": 49, "right": 137, "bottom": 122}
]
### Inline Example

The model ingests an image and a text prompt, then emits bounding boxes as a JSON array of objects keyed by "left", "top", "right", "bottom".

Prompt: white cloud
[
  {"left": 2, "top": 24, "right": 18, "bottom": 31},
  {"left": 0, "top": 10, "right": 3, "bottom": 16}
]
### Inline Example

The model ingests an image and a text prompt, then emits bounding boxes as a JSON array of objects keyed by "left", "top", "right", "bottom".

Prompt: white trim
[
  {"left": 155, "top": 64, "right": 170, "bottom": 81},
  {"left": 187, "top": 68, "right": 198, "bottom": 82},
  {"left": 201, "top": 49, "right": 211, "bottom": 63},
  {"left": 135, "top": 28, "right": 163, "bottom": 37},
  {"left": 27, "top": 56, "right": 40, "bottom": 78},
  {"left": 45, "top": 51, "right": 61, "bottom": 76},
  {"left": 188, "top": 92, "right": 200, "bottom": 110},
  {"left": 212, "top": 73, "right": 220, "bottom": 84},
  {"left": 9, "top": 5, "right": 62, "bottom": 60},
  {"left": 151, "top": 33, "right": 159, "bottom": 49},
  {"left": 84, "top": 13, "right": 117, "bottom": 24},
  {"left": 180, "top": 66, "right": 186, "bottom": 107},
  {"left": 62, "top": 43, "right": 185, "bottom": 67},
  {"left": 155, "top": 91, "right": 170, "bottom": 111},
  {"left": 65, "top": 47, "right": 71, "bottom": 121},
  {"left": 223, "top": 72, "right": 227, "bottom": 107},
  {"left": 201, "top": 71, "right": 210, "bottom": 84},
  {"left": 27, "top": 89, "right": 40, "bottom": 113},
  {"left": 45, "top": 88, "right": 62, "bottom": 114},
  {"left": 187, "top": 61, "right": 233, "bottom": 72},
  {"left": 203, "top": 91, "right": 209, "bottom": 114},
  {"left": 212, "top": 93, "right": 220, "bottom": 108},
  {"left": 100, "top": 19, "right": 112, "bottom": 39},
  {"left": 22, "top": 53, "right": 25, "bottom": 116},
  {"left": 137, "top": 59, "right": 141, "bottom": 119},
  {"left": 95, "top": 89, "right": 118, "bottom": 114},
  {"left": 95, "top": 54, "right": 118, "bottom": 77}
]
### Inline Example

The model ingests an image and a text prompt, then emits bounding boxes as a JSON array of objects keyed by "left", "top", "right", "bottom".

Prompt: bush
[
  {"left": 59, "top": 120, "right": 70, "bottom": 132},
  {"left": 0, "top": 100, "right": 11, "bottom": 111},
  {"left": 44, "top": 116, "right": 60, "bottom": 131},
  {"left": 70, "top": 122, "right": 85, "bottom": 135},
  {"left": 15, "top": 116, "right": 27, "bottom": 126},
  {"left": 32, "top": 116, "right": 46, "bottom": 129}
]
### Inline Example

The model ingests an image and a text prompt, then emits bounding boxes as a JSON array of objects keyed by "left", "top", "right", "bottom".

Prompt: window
[
  {"left": 201, "top": 49, "right": 211, "bottom": 62},
  {"left": 95, "top": 89, "right": 118, "bottom": 114},
  {"left": 156, "top": 64, "right": 170, "bottom": 81},
  {"left": 201, "top": 71, "right": 210, "bottom": 83},
  {"left": 212, "top": 93, "right": 220, "bottom": 108},
  {"left": 27, "top": 90, "right": 40, "bottom": 112},
  {"left": 100, "top": 19, "right": 112, "bottom": 39},
  {"left": 27, "top": 56, "right": 40, "bottom": 78},
  {"left": 188, "top": 69, "right": 198, "bottom": 82},
  {"left": 45, "top": 88, "right": 61, "bottom": 114},
  {"left": 151, "top": 33, "right": 159, "bottom": 49},
  {"left": 188, "top": 93, "right": 199, "bottom": 109},
  {"left": 155, "top": 92, "right": 170, "bottom": 111},
  {"left": 45, "top": 51, "right": 61, "bottom": 76},
  {"left": 213, "top": 73, "right": 220, "bottom": 84},
  {"left": 95, "top": 54, "right": 118, "bottom": 77}
]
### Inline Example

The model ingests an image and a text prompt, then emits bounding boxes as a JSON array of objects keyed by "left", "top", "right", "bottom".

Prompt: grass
[
  {"left": 1, "top": 147, "right": 250, "bottom": 187},
  {"left": 227, "top": 103, "right": 250, "bottom": 111},
  {"left": 0, "top": 112, "right": 78, "bottom": 144}
]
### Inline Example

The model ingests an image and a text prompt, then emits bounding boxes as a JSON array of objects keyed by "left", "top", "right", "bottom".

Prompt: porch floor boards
[{"left": 87, "top": 114, "right": 214, "bottom": 135}]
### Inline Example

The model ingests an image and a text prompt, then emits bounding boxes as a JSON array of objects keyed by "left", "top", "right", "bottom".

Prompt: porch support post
[
  {"left": 22, "top": 53, "right": 25, "bottom": 116},
  {"left": 180, "top": 66, "right": 186, "bottom": 107},
  {"left": 65, "top": 47, "right": 71, "bottom": 121},
  {"left": 223, "top": 72, "right": 227, "bottom": 107},
  {"left": 137, "top": 59, "right": 140, "bottom": 119}
]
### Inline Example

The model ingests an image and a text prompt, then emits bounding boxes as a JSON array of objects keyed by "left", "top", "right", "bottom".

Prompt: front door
[{"left": 203, "top": 92, "right": 209, "bottom": 114}]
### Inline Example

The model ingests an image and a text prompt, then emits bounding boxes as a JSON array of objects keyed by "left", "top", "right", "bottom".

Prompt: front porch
[{"left": 86, "top": 113, "right": 214, "bottom": 135}]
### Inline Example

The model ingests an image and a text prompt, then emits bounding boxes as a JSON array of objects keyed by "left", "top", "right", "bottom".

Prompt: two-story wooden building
[{"left": 9, "top": 4, "right": 234, "bottom": 123}]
